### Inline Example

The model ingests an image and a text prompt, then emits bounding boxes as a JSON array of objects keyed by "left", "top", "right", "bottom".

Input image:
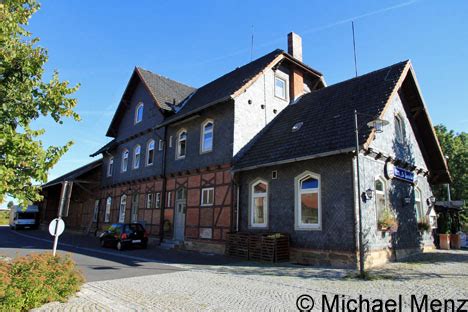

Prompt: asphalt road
[{"left": 0, "top": 225, "right": 183, "bottom": 282}]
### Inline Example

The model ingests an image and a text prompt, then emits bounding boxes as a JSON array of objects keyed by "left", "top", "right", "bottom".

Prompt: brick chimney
[{"left": 287, "top": 32, "right": 304, "bottom": 101}]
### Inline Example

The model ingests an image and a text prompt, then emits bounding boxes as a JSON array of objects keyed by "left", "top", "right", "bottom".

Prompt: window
[
  {"left": 155, "top": 192, "right": 161, "bottom": 208},
  {"left": 146, "top": 140, "right": 155, "bottom": 166},
  {"left": 201, "top": 120, "right": 214, "bottom": 153},
  {"left": 131, "top": 193, "right": 139, "bottom": 223},
  {"left": 295, "top": 172, "right": 321, "bottom": 230},
  {"left": 395, "top": 114, "right": 406, "bottom": 143},
  {"left": 135, "top": 102, "right": 144, "bottom": 124},
  {"left": 107, "top": 157, "right": 113, "bottom": 177},
  {"left": 146, "top": 193, "right": 154, "bottom": 208},
  {"left": 176, "top": 129, "right": 187, "bottom": 159},
  {"left": 119, "top": 195, "right": 127, "bottom": 223},
  {"left": 169, "top": 136, "right": 173, "bottom": 148},
  {"left": 201, "top": 187, "right": 214, "bottom": 206},
  {"left": 167, "top": 192, "right": 172, "bottom": 207},
  {"left": 158, "top": 140, "right": 164, "bottom": 151},
  {"left": 133, "top": 145, "right": 141, "bottom": 169},
  {"left": 415, "top": 187, "right": 424, "bottom": 223},
  {"left": 274, "top": 76, "right": 287, "bottom": 100},
  {"left": 272, "top": 170, "right": 278, "bottom": 179},
  {"left": 375, "top": 177, "right": 387, "bottom": 225},
  {"left": 121, "top": 149, "right": 129, "bottom": 172},
  {"left": 250, "top": 180, "right": 268, "bottom": 228},
  {"left": 105, "top": 197, "right": 112, "bottom": 223},
  {"left": 92, "top": 199, "right": 99, "bottom": 222}
]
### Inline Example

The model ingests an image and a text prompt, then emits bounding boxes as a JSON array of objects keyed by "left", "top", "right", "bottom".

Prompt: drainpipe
[{"left": 158, "top": 126, "right": 168, "bottom": 244}]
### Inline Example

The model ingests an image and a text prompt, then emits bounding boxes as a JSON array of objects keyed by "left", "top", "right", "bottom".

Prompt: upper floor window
[
  {"left": 274, "top": 76, "right": 287, "bottom": 100},
  {"left": 135, "top": 102, "right": 144, "bottom": 124},
  {"left": 201, "top": 187, "right": 214, "bottom": 206},
  {"left": 295, "top": 171, "right": 321, "bottom": 230},
  {"left": 375, "top": 177, "right": 387, "bottom": 225},
  {"left": 250, "top": 179, "right": 268, "bottom": 228},
  {"left": 158, "top": 139, "right": 164, "bottom": 151},
  {"left": 395, "top": 114, "right": 406, "bottom": 143},
  {"left": 201, "top": 120, "right": 214, "bottom": 153},
  {"left": 146, "top": 140, "right": 155, "bottom": 166},
  {"left": 92, "top": 199, "right": 99, "bottom": 222},
  {"left": 121, "top": 149, "right": 129, "bottom": 172},
  {"left": 176, "top": 129, "right": 187, "bottom": 159},
  {"left": 107, "top": 157, "right": 114, "bottom": 177},
  {"left": 105, "top": 196, "right": 112, "bottom": 223},
  {"left": 119, "top": 194, "right": 127, "bottom": 223},
  {"left": 133, "top": 145, "right": 141, "bottom": 169}
]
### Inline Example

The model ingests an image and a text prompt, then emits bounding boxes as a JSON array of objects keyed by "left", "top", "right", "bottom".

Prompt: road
[{"left": 0, "top": 225, "right": 185, "bottom": 282}]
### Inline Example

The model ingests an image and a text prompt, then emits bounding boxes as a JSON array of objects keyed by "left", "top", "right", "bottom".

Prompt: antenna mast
[
  {"left": 250, "top": 25, "right": 254, "bottom": 61},
  {"left": 352, "top": 21, "right": 358, "bottom": 77}
]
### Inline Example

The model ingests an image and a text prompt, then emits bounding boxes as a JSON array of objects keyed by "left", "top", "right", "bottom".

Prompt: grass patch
[
  {"left": 0, "top": 211, "right": 9, "bottom": 225},
  {"left": 0, "top": 252, "right": 84, "bottom": 311},
  {"left": 344, "top": 271, "right": 397, "bottom": 281}
]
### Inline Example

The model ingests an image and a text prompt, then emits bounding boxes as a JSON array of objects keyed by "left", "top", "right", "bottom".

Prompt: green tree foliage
[
  {"left": 434, "top": 124, "right": 467, "bottom": 226},
  {"left": 0, "top": 0, "right": 80, "bottom": 206},
  {"left": 7, "top": 201, "right": 14, "bottom": 209}
]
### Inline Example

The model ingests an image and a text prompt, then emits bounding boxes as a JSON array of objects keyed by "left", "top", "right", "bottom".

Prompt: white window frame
[
  {"left": 415, "top": 187, "right": 424, "bottom": 223},
  {"left": 119, "top": 195, "right": 127, "bottom": 223},
  {"left": 146, "top": 140, "right": 155, "bottom": 166},
  {"left": 121, "top": 149, "right": 129, "bottom": 172},
  {"left": 249, "top": 179, "right": 268, "bottom": 228},
  {"left": 274, "top": 76, "right": 287, "bottom": 100},
  {"left": 167, "top": 191, "right": 172, "bottom": 207},
  {"left": 176, "top": 129, "right": 187, "bottom": 159},
  {"left": 201, "top": 187, "right": 214, "bottom": 206},
  {"left": 146, "top": 193, "right": 154, "bottom": 209},
  {"left": 135, "top": 102, "right": 144, "bottom": 124},
  {"left": 155, "top": 192, "right": 161, "bottom": 208},
  {"left": 200, "top": 119, "right": 214, "bottom": 154},
  {"left": 131, "top": 193, "right": 139, "bottom": 223},
  {"left": 395, "top": 114, "right": 405, "bottom": 143},
  {"left": 294, "top": 171, "right": 321, "bottom": 230},
  {"left": 105, "top": 197, "right": 112, "bottom": 223},
  {"left": 92, "top": 199, "right": 99, "bottom": 222},
  {"left": 374, "top": 176, "right": 387, "bottom": 226},
  {"left": 107, "top": 157, "right": 113, "bottom": 177},
  {"left": 158, "top": 139, "right": 164, "bottom": 151},
  {"left": 133, "top": 145, "right": 141, "bottom": 169},
  {"left": 169, "top": 136, "right": 173, "bottom": 148}
]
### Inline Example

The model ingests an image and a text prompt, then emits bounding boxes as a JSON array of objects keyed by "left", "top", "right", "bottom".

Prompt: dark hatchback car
[{"left": 99, "top": 223, "right": 148, "bottom": 251}]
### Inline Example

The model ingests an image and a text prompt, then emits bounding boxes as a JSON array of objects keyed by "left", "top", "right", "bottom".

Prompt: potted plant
[
  {"left": 378, "top": 209, "right": 397, "bottom": 232},
  {"left": 438, "top": 213, "right": 451, "bottom": 250},
  {"left": 450, "top": 215, "right": 462, "bottom": 249},
  {"left": 417, "top": 221, "right": 431, "bottom": 233}
]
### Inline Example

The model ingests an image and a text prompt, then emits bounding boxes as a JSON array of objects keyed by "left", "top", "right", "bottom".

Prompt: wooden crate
[{"left": 226, "top": 232, "right": 290, "bottom": 262}]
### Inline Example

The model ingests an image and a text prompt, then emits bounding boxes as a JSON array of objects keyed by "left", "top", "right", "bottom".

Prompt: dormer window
[
  {"left": 200, "top": 120, "right": 214, "bottom": 153},
  {"left": 107, "top": 157, "right": 114, "bottom": 177},
  {"left": 146, "top": 140, "right": 155, "bottom": 166},
  {"left": 135, "top": 102, "right": 144, "bottom": 124},
  {"left": 176, "top": 129, "right": 187, "bottom": 159},
  {"left": 274, "top": 76, "right": 287, "bottom": 100},
  {"left": 133, "top": 145, "right": 141, "bottom": 169},
  {"left": 121, "top": 149, "right": 129, "bottom": 172}
]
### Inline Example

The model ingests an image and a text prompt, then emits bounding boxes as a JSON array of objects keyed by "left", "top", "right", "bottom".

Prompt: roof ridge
[{"left": 136, "top": 67, "right": 196, "bottom": 90}]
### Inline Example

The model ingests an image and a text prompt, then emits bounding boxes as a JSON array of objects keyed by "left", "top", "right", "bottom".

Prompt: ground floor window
[
  {"left": 250, "top": 179, "right": 268, "bottom": 228},
  {"left": 105, "top": 197, "right": 111, "bottom": 222},
  {"left": 92, "top": 199, "right": 99, "bottom": 222},
  {"left": 415, "top": 187, "right": 424, "bottom": 222},
  {"left": 131, "top": 193, "right": 139, "bottom": 223},
  {"left": 155, "top": 192, "right": 161, "bottom": 208},
  {"left": 295, "top": 171, "right": 321, "bottom": 230},
  {"left": 146, "top": 193, "right": 154, "bottom": 208},
  {"left": 375, "top": 177, "right": 387, "bottom": 224},
  {"left": 119, "top": 195, "right": 127, "bottom": 223},
  {"left": 201, "top": 187, "right": 214, "bottom": 206}
]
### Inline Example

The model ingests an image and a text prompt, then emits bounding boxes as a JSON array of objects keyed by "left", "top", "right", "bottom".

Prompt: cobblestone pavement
[{"left": 35, "top": 250, "right": 468, "bottom": 311}]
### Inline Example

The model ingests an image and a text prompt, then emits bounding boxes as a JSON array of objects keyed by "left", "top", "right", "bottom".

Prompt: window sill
[
  {"left": 295, "top": 224, "right": 321, "bottom": 231},
  {"left": 176, "top": 156, "right": 186, "bottom": 160},
  {"left": 201, "top": 203, "right": 214, "bottom": 207},
  {"left": 200, "top": 149, "right": 213, "bottom": 155},
  {"left": 274, "top": 94, "right": 288, "bottom": 102},
  {"left": 145, "top": 163, "right": 154, "bottom": 167}
]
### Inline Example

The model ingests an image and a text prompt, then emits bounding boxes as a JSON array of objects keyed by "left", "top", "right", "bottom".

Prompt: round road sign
[{"left": 48, "top": 218, "right": 65, "bottom": 237}]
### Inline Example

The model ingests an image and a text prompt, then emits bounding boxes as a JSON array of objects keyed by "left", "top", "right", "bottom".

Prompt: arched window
[
  {"left": 105, "top": 197, "right": 112, "bottom": 223},
  {"left": 415, "top": 187, "right": 424, "bottom": 222},
  {"left": 146, "top": 140, "right": 155, "bottom": 166},
  {"left": 395, "top": 114, "right": 405, "bottom": 143},
  {"left": 119, "top": 195, "right": 127, "bottom": 223},
  {"left": 201, "top": 120, "right": 214, "bottom": 153},
  {"left": 295, "top": 172, "right": 321, "bottom": 230},
  {"left": 131, "top": 193, "right": 139, "bottom": 223},
  {"left": 121, "top": 149, "right": 129, "bottom": 172},
  {"left": 133, "top": 145, "right": 141, "bottom": 169},
  {"left": 107, "top": 157, "right": 113, "bottom": 177},
  {"left": 375, "top": 177, "right": 387, "bottom": 224},
  {"left": 250, "top": 179, "right": 268, "bottom": 228},
  {"left": 176, "top": 129, "right": 187, "bottom": 159},
  {"left": 135, "top": 102, "right": 144, "bottom": 124}
]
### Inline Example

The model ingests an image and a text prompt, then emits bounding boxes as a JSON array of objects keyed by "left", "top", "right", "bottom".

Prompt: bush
[
  {"left": 378, "top": 209, "right": 397, "bottom": 231},
  {"left": 0, "top": 253, "right": 84, "bottom": 311},
  {"left": 0, "top": 211, "right": 9, "bottom": 225}
]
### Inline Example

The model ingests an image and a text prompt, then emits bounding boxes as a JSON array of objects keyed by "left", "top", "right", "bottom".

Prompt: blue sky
[{"left": 15, "top": 0, "right": 468, "bottom": 192}]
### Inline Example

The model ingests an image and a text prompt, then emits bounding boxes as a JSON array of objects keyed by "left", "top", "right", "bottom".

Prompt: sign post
[
  {"left": 49, "top": 218, "right": 65, "bottom": 256},
  {"left": 50, "top": 181, "right": 72, "bottom": 256}
]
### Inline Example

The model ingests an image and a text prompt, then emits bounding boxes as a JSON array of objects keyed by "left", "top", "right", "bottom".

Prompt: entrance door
[{"left": 174, "top": 187, "right": 186, "bottom": 241}]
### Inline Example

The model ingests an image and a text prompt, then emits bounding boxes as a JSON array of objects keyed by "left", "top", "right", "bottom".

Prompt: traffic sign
[{"left": 49, "top": 218, "right": 65, "bottom": 237}]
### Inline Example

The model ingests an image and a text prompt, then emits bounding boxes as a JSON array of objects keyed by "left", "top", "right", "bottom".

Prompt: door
[{"left": 174, "top": 187, "right": 186, "bottom": 241}]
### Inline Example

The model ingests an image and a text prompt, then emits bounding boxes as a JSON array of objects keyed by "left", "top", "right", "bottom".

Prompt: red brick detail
[
  {"left": 224, "top": 171, "right": 232, "bottom": 184},
  {"left": 151, "top": 209, "right": 161, "bottom": 224},
  {"left": 186, "top": 208, "right": 199, "bottom": 226},
  {"left": 187, "top": 188, "right": 200, "bottom": 207},
  {"left": 213, "top": 228, "right": 222, "bottom": 240},
  {"left": 188, "top": 175, "right": 201, "bottom": 188},
  {"left": 201, "top": 173, "right": 215, "bottom": 185},
  {"left": 200, "top": 208, "right": 213, "bottom": 227},
  {"left": 216, "top": 172, "right": 223, "bottom": 185},
  {"left": 185, "top": 227, "right": 199, "bottom": 239},
  {"left": 215, "top": 207, "right": 231, "bottom": 227},
  {"left": 166, "top": 178, "right": 175, "bottom": 191},
  {"left": 164, "top": 208, "right": 174, "bottom": 223},
  {"left": 215, "top": 185, "right": 229, "bottom": 206}
]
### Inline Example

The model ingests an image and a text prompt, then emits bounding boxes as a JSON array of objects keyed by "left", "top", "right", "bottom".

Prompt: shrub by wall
[{"left": 0, "top": 253, "right": 84, "bottom": 311}]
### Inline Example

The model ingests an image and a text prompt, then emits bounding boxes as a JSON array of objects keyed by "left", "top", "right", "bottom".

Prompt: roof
[
  {"left": 106, "top": 68, "right": 195, "bottom": 137},
  {"left": 233, "top": 61, "right": 410, "bottom": 170},
  {"left": 157, "top": 49, "right": 324, "bottom": 127},
  {"left": 90, "top": 139, "right": 116, "bottom": 157},
  {"left": 42, "top": 160, "right": 102, "bottom": 188}
]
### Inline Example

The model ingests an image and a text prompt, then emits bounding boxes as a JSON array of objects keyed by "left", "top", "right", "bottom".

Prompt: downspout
[
  {"left": 232, "top": 172, "right": 240, "bottom": 232},
  {"left": 351, "top": 154, "right": 359, "bottom": 268},
  {"left": 158, "top": 126, "right": 168, "bottom": 244}
]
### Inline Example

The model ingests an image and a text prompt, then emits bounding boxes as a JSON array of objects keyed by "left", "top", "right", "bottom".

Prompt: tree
[
  {"left": 0, "top": 0, "right": 80, "bottom": 206},
  {"left": 433, "top": 124, "right": 467, "bottom": 227}
]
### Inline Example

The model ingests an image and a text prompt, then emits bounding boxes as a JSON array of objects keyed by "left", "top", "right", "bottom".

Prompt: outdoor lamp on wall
[
  {"left": 365, "top": 188, "right": 374, "bottom": 200},
  {"left": 404, "top": 197, "right": 411, "bottom": 204},
  {"left": 367, "top": 118, "right": 390, "bottom": 133},
  {"left": 427, "top": 196, "right": 436, "bottom": 206}
]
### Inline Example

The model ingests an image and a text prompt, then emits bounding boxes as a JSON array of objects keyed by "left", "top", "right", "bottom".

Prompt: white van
[{"left": 9, "top": 205, "right": 39, "bottom": 230}]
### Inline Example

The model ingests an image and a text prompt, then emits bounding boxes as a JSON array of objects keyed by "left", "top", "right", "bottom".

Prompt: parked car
[
  {"left": 99, "top": 223, "right": 148, "bottom": 251},
  {"left": 9, "top": 205, "right": 39, "bottom": 230}
]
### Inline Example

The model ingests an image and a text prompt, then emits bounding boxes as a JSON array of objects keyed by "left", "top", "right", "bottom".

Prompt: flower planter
[
  {"left": 439, "top": 233, "right": 451, "bottom": 250},
  {"left": 450, "top": 233, "right": 461, "bottom": 249}
]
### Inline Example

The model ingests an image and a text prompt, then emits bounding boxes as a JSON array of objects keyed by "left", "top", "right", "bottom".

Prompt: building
[{"left": 41, "top": 33, "right": 450, "bottom": 266}]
